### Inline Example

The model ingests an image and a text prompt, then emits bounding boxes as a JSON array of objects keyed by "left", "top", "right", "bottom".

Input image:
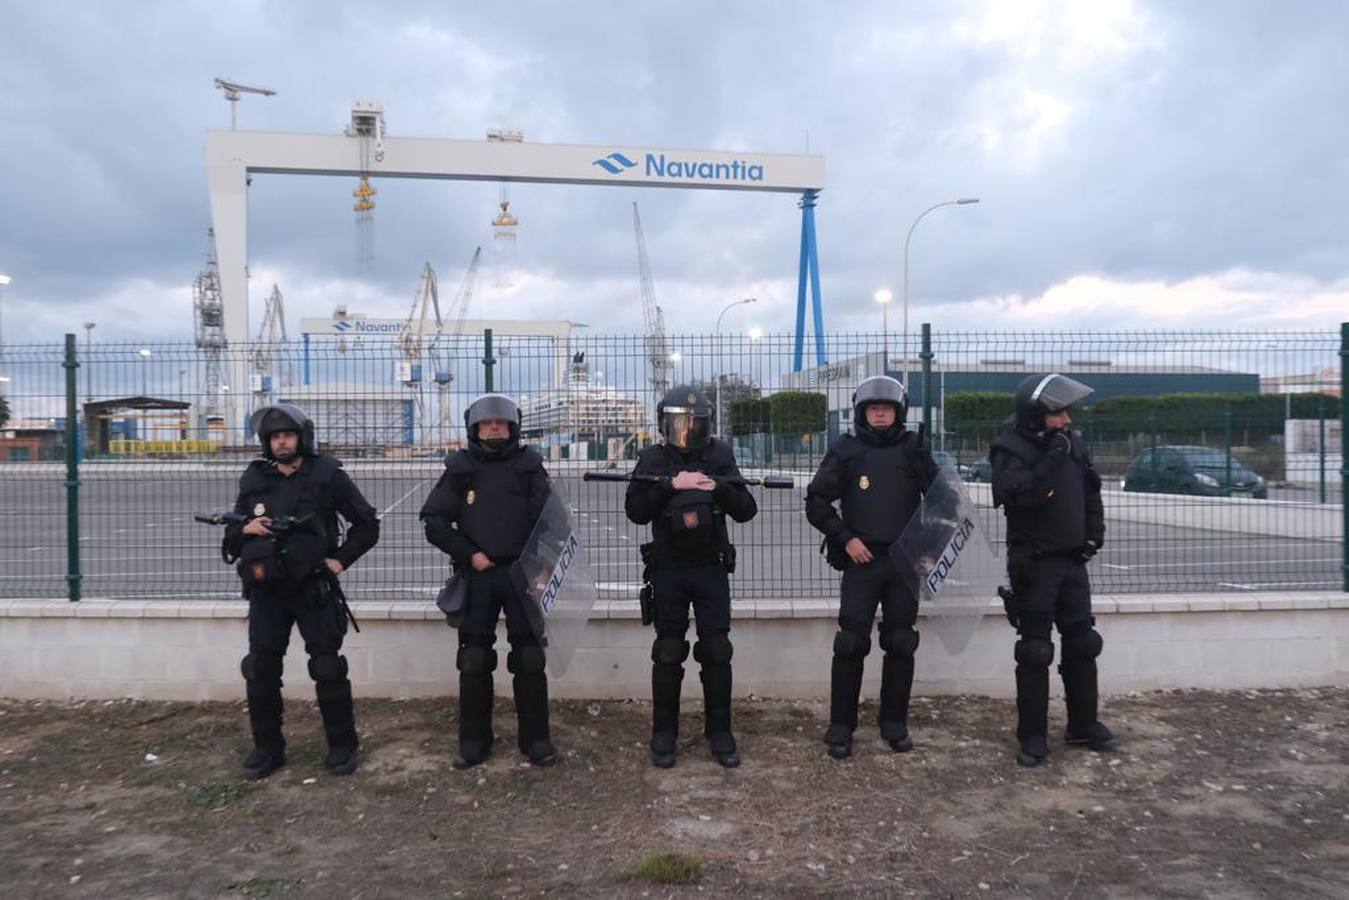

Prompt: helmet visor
[
  {"left": 663, "top": 411, "right": 710, "bottom": 450},
  {"left": 249, "top": 404, "right": 308, "bottom": 438},
  {"left": 854, "top": 376, "right": 907, "bottom": 409},
  {"left": 467, "top": 394, "right": 520, "bottom": 429},
  {"left": 1030, "top": 374, "right": 1093, "bottom": 412}
]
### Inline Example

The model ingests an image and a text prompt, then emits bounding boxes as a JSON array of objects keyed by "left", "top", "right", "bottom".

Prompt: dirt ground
[{"left": 1, "top": 687, "right": 1347, "bottom": 898}]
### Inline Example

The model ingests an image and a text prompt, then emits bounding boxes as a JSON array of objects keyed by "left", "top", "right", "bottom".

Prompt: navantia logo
[
  {"left": 591, "top": 149, "right": 765, "bottom": 183},
  {"left": 592, "top": 152, "right": 638, "bottom": 174},
  {"left": 333, "top": 320, "right": 354, "bottom": 332}
]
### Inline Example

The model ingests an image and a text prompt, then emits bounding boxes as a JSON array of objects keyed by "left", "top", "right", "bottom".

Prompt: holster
[
  {"left": 998, "top": 585, "right": 1020, "bottom": 629},
  {"left": 821, "top": 536, "right": 849, "bottom": 572},
  {"left": 720, "top": 544, "right": 737, "bottom": 575},
  {"left": 639, "top": 542, "right": 656, "bottom": 626}
]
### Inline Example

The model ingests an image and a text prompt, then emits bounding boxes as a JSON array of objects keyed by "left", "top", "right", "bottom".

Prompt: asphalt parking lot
[{"left": 0, "top": 466, "right": 1341, "bottom": 600}]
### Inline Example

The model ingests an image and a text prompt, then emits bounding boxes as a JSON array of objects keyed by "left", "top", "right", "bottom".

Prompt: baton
[
  {"left": 194, "top": 512, "right": 247, "bottom": 526},
  {"left": 583, "top": 471, "right": 795, "bottom": 489}
]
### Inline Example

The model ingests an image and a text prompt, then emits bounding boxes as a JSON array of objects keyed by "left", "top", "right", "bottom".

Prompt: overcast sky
[{"left": 2, "top": 0, "right": 1347, "bottom": 347}]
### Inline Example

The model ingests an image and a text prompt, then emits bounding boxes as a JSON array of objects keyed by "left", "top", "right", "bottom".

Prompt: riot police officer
[
  {"left": 990, "top": 373, "right": 1116, "bottom": 767},
  {"left": 625, "top": 385, "right": 758, "bottom": 768},
  {"left": 806, "top": 376, "right": 938, "bottom": 760},
  {"left": 420, "top": 393, "right": 557, "bottom": 769},
  {"left": 223, "top": 404, "right": 380, "bottom": 779}
]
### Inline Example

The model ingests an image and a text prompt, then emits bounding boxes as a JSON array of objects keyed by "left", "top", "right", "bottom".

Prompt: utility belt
[{"left": 639, "top": 541, "right": 736, "bottom": 626}]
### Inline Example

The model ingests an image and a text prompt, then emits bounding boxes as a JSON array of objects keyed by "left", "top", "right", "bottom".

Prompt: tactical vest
[
  {"left": 991, "top": 431, "right": 1087, "bottom": 553},
  {"left": 234, "top": 455, "right": 340, "bottom": 585},
  {"left": 836, "top": 432, "right": 927, "bottom": 546},
  {"left": 644, "top": 442, "right": 733, "bottom": 566},
  {"left": 444, "top": 446, "right": 543, "bottom": 561}
]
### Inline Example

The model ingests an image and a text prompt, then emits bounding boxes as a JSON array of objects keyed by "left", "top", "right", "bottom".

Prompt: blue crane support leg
[{"left": 793, "top": 191, "right": 827, "bottom": 371}]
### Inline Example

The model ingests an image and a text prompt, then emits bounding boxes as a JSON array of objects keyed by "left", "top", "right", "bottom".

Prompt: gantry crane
[
  {"left": 633, "top": 202, "right": 670, "bottom": 431},
  {"left": 250, "top": 284, "right": 288, "bottom": 404},
  {"left": 399, "top": 249, "right": 482, "bottom": 444}
]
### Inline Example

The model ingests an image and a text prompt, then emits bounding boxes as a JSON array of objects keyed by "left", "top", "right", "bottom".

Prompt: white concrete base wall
[{"left": 3, "top": 593, "right": 1347, "bottom": 702}]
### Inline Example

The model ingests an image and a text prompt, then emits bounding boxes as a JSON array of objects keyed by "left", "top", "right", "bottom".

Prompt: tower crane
[
  {"left": 213, "top": 77, "right": 276, "bottom": 130},
  {"left": 250, "top": 284, "right": 288, "bottom": 404},
  {"left": 633, "top": 202, "right": 670, "bottom": 432},
  {"left": 193, "top": 230, "right": 227, "bottom": 436}
]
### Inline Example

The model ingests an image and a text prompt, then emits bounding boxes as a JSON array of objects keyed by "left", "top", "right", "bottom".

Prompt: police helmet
[
  {"left": 465, "top": 393, "right": 521, "bottom": 451},
  {"left": 1013, "top": 373, "right": 1094, "bottom": 433},
  {"left": 250, "top": 404, "right": 317, "bottom": 459},
  {"left": 852, "top": 375, "right": 908, "bottom": 434},
  {"left": 657, "top": 384, "right": 713, "bottom": 452}
]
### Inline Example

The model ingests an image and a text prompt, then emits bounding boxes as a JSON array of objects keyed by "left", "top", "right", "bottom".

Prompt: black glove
[
  {"left": 1047, "top": 430, "right": 1072, "bottom": 454},
  {"left": 1076, "top": 541, "right": 1098, "bottom": 564},
  {"left": 997, "top": 585, "right": 1019, "bottom": 629}
]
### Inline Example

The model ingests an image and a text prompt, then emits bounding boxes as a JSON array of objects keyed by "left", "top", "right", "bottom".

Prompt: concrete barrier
[{"left": 3, "top": 593, "right": 1346, "bottom": 702}]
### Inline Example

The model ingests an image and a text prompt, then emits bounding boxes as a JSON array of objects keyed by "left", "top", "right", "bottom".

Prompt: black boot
[
  {"left": 700, "top": 663, "right": 738, "bottom": 768},
  {"left": 824, "top": 722, "right": 853, "bottom": 760},
  {"left": 879, "top": 651, "right": 915, "bottom": 753},
  {"left": 242, "top": 745, "right": 286, "bottom": 780},
  {"left": 708, "top": 730, "right": 739, "bottom": 769},
  {"left": 511, "top": 650, "right": 556, "bottom": 766},
  {"left": 311, "top": 654, "right": 359, "bottom": 776},
  {"left": 242, "top": 653, "right": 286, "bottom": 779},
  {"left": 826, "top": 652, "right": 864, "bottom": 759},
  {"left": 1061, "top": 658, "right": 1116, "bottom": 751},
  {"left": 315, "top": 684, "right": 359, "bottom": 775},
  {"left": 650, "top": 659, "right": 683, "bottom": 768},
  {"left": 1015, "top": 662, "right": 1051, "bottom": 767},
  {"left": 454, "top": 670, "right": 495, "bottom": 770}
]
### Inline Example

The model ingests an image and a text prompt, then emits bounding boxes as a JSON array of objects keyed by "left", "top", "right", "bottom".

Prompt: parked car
[
  {"left": 1121, "top": 445, "right": 1267, "bottom": 499},
  {"left": 964, "top": 457, "right": 993, "bottom": 483},
  {"left": 931, "top": 450, "right": 973, "bottom": 479}
]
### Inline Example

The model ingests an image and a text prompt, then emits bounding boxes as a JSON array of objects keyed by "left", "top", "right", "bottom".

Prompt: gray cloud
[{"left": 2, "top": 0, "right": 1347, "bottom": 345}]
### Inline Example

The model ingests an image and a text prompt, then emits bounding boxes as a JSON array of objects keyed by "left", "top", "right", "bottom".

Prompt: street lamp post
[
  {"left": 138, "top": 348, "right": 152, "bottom": 397},
  {"left": 902, "top": 198, "right": 979, "bottom": 411},
  {"left": 874, "top": 289, "right": 892, "bottom": 373},
  {"left": 715, "top": 297, "right": 757, "bottom": 439}
]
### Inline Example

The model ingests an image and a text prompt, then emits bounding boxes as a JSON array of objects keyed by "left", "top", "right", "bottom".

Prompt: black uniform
[
  {"left": 990, "top": 373, "right": 1114, "bottom": 766},
  {"left": 224, "top": 450, "right": 379, "bottom": 777},
  {"left": 625, "top": 438, "right": 757, "bottom": 767},
  {"left": 806, "top": 377, "right": 937, "bottom": 758},
  {"left": 420, "top": 406, "right": 554, "bottom": 768}
]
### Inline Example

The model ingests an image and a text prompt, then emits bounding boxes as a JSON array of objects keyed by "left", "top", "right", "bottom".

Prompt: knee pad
[
  {"left": 693, "top": 633, "right": 734, "bottom": 666},
  {"left": 651, "top": 636, "right": 691, "bottom": 667},
  {"left": 241, "top": 650, "right": 283, "bottom": 684},
  {"left": 308, "top": 653, "right": 349, "bottom": 683},
  {"left": 507, "top": 644, "right": 548, "bottom": 675},
  {"left": 832, "top": 630, "right": 871, "bottom": 660},
  {"left": 1014, "top": 638, "right": 1055, "bottom": 668},
  {"left": 879, "top": 627, "right": 920, "bottom": 658},
  {"left": 1060, "top": 624, "right": 1103, "bottom": 662},
  {"left": 457, "top": 646, "right": 499, "bottom": 674}
]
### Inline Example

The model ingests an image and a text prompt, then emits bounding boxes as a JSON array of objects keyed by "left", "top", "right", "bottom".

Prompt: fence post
[
  {"left": 1319, "top": 394, "right": 1327, "bottom": 505},
  {"left": 63, "top": 333, "right": 81, "bottom": 602},
  {"left": 1341, "top": 322, "right": 1348, "bottom": 591},
  {"left": 483, "top": 328, "right": 495, "bottom": 393},
  {"left": 1224, "top": 401, "right": 1233, "bottom": 497},
  {"left": 920, "top": 323, "right": 933, "bottom": 438}
]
